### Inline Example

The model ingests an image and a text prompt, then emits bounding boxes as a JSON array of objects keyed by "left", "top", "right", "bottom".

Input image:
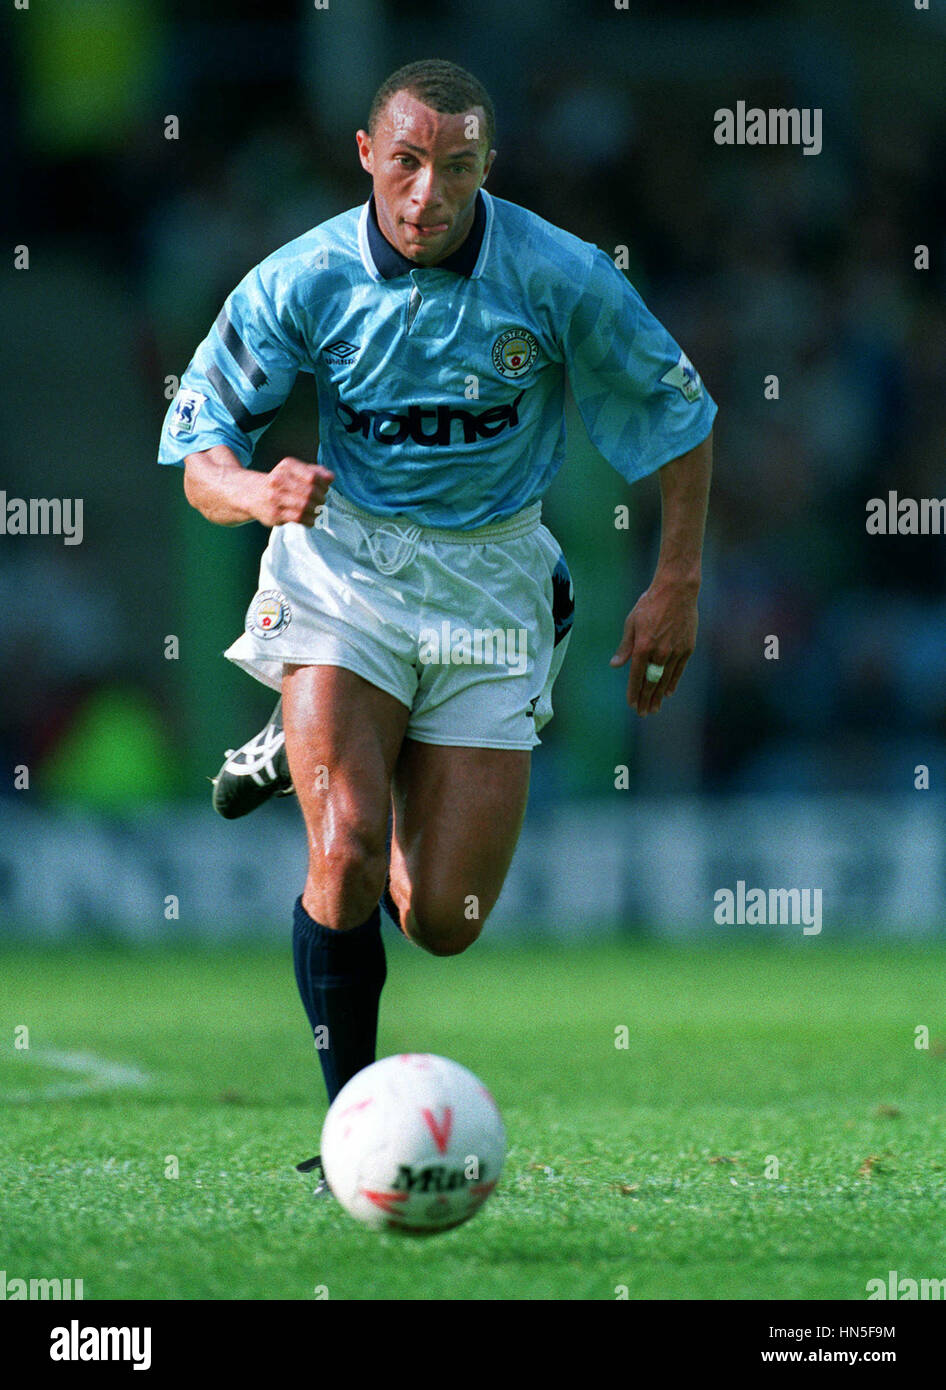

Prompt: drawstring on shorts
[
  {"left": 356, "top": 520, "right": 424, "bottom": 576},
  {"left": 323, "top": 488, "right": 543, "bottom": 579}
]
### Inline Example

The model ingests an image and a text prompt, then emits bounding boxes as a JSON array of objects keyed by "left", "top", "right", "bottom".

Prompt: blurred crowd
[{"left": 2, "top": 0, "right": 944, "bottom": 801}]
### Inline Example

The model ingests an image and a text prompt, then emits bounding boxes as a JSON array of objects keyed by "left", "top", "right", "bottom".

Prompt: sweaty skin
[
  {"left": 355, "top": 92, "right": 496, "bottom": 266},
  {"left": 610, "top": 432, "right": 713, "bottom": 716}
]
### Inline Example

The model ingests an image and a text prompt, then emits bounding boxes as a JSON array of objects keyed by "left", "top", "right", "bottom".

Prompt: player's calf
[
  {"left": 398, "top": 890, "right": 487, "bottom": 957},
  {"left": 389, "top": 741, "right": 528, "bottom": 954},
  {"left": 408, "top": 920, "right": 483, "bottom": 957}
]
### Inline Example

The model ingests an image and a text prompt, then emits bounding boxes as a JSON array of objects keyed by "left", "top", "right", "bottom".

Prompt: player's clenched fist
[{"left": 255, "top": 458, "right": 335, "bottom": 528}]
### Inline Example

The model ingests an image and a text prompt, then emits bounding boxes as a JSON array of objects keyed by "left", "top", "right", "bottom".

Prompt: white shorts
[{"left": 224, "top": 488, "right": 575, "bottom": 750}]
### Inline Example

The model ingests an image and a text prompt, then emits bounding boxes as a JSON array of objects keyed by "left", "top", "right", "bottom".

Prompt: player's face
[{"left": 356, "top": 92, "right": 496, "bottom": 265}]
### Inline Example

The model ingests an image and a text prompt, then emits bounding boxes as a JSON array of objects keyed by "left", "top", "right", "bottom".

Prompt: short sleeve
[
  {"left": 157, "top": 263, "right": 306, "bottom": 468},
  {"left": 561, "top": 249, "right": 716, "bottom": 484}
]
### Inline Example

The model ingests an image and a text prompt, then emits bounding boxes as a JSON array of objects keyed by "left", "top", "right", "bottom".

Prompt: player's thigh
[
  {"left": 389, "top": 739, "right": 530, "bottom": 947},
  {"left": 282, "top": 664, "right": 409, "bottom": 916}
]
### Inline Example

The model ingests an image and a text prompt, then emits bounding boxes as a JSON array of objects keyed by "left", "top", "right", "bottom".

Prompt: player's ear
[
  {"left": 355, "top": 129, "right": 373, "bottom": 174},
  {"left": 481, "top": 149, "right": 497, "bottom": 184}
]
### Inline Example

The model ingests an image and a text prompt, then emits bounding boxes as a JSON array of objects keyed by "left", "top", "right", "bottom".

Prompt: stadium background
[{"left": 1, "top": 0, "right": 945, "bottom": 938}]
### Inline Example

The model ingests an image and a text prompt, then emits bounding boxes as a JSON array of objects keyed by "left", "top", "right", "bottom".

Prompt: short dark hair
[{"left": 368, "top": 59, "right": 496, "bottom": 151}]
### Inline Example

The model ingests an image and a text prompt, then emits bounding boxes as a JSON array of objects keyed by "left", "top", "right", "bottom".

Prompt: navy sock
[{"left": 292, "top": 897, "right": 386, "bottom": 1104}]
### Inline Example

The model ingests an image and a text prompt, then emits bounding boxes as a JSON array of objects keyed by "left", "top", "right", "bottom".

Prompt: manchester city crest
[
  {"left": 491, "top": 327, "right": 538, "bottom": 379},
  {"left": 246, "top": 589, "right": 292, "bottom": 640}
]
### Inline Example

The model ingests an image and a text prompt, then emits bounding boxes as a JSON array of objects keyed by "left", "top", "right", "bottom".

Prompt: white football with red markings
[{"left": 319, "top": 1053, "right": 506, "bottom": 1234}]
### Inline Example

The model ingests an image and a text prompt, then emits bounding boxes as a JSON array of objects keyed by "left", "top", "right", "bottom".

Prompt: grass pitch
[{"left": 1, "top": 936, "right": 945, "bottom": 1301}]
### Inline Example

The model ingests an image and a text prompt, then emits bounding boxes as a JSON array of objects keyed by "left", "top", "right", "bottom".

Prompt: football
[{"left": 320, "top": 1053, "right": 506, "bottom": 1234}]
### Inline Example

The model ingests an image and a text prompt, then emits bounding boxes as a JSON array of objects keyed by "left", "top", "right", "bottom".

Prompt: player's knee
[{"left": 308, "top": 817, "right": 387, "bottom": 930}]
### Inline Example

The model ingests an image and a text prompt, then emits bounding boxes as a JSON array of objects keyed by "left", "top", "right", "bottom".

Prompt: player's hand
[
  {"left": 253, "top": 457, "right": 335, "bottom": 527},
  {"left": 609, "top": 578, "right": 699, "bottom": 715}
]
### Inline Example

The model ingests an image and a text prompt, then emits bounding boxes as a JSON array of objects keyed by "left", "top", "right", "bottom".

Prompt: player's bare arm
[
  {"left": 183, "top": 445, "right": 334, "bottom": 528},
  {"left": 610, "top": 428, "right": 713, "bottom": 717}
]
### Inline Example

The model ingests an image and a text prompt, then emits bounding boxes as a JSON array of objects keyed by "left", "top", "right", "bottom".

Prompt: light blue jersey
[{"left": 158, "top": 189, "right": 716, "bottom": 529}]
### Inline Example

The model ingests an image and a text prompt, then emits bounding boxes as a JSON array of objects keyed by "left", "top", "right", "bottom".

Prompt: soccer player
[{"left": 158, "top": 60, "right": 715, "bottom": 1160}]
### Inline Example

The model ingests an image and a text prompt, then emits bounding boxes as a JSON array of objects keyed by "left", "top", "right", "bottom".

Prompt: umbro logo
[{"left": 323, "top": 339, "right": 359, "bottom": 365}]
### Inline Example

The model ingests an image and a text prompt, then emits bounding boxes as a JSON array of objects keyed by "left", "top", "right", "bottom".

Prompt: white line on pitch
[{"left": 2, "top": 1048, "right": 152, "bottom": 1103}]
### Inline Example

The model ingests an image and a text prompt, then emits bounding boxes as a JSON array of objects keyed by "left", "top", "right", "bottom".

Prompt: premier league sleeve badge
[
  {"left": 169, "top": 388, "right": 208, "bottom": 437},
  {"left": 659, "top": 351, "right": 704, "bottom": 403}
]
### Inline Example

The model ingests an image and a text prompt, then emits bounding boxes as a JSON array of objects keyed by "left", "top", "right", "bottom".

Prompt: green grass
[{"left": 1, "top": 937, "right": 945, "bottom": 1300}]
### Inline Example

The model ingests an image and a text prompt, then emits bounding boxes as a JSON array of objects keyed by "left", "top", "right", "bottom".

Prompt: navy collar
[{"left": 367, "top": 191, "right": 486, "bottom": 279}]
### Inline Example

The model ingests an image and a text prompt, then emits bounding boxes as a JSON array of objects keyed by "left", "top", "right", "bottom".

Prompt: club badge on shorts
[
  {"left": 491, "top": 327, "right": 538, "bottom": 379},
  {"left": 246, "top": 589, "right": 292, "bottom": 640}
]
